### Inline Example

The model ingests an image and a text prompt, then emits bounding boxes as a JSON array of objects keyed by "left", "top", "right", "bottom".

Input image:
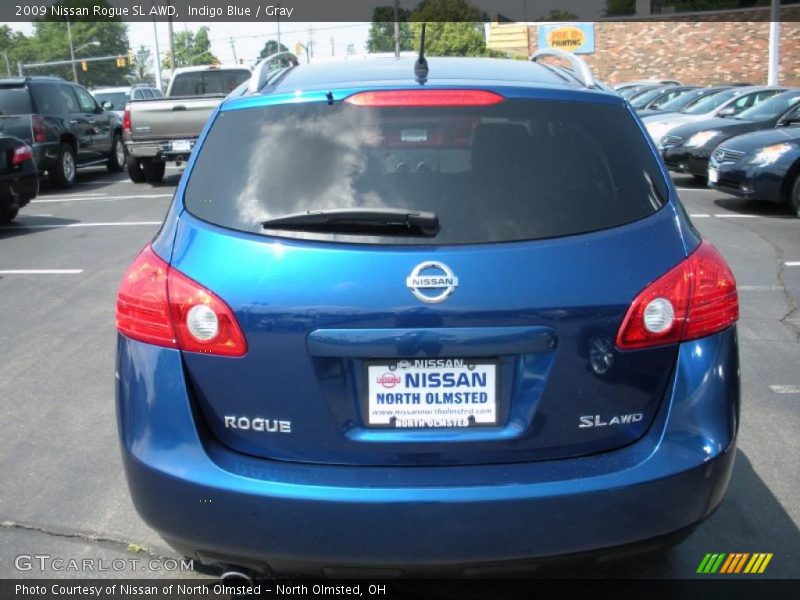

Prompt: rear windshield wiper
[{"left": 261, "top": 208, "right": 440, "bottom": 237}]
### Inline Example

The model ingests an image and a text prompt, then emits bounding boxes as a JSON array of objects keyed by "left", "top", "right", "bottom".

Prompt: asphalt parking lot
[{"left": 0, "top": 168, "right": 798, "bottom": 579}]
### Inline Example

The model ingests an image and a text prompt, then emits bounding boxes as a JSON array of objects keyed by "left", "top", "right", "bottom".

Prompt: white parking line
[
  {"left": 715, "top": 214, "right": 760, "bottom": 219},
  {"left": 32, "top": 193, "right": 172, "bottom": 204},
  {"left": 676, "top": 187, "right": 717, "bottom": 192},
  {"left": 0, "top": 269, "right": 83, "bottom": 274},
  {"left": 770, "top": 385, "right": 800, "bottom": 394},
  {"left": 12, "top": 221, "right": 162, "bottom": 229},
  {"left": 738, "top": 286, "right": 787, "bottom": 291},
  {"left": 689, "top": 213, "right": 711, "bottom": 218},
  {"left": 786, "top": 262, "right": 800, "bottom": 267}
]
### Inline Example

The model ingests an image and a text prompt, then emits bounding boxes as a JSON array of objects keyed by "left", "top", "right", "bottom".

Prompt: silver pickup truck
[{"left": 124, "top": 65, "right": 250, "bottom": 183}]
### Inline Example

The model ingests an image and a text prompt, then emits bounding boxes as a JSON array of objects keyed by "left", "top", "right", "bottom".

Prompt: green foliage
[
  {"left": 18, "top": 0, "right": 130, "bottom": 86},
  {"left": 367, "top": 0, "right": 501, "bottom": 58},
  {"left": 258, "top": 40, "right": 289, "bottom": 59},
  {"left": 367, "top": 6, "right": 414, "bottom": 53},
  {"left": 605, "top": 0, "right": 768, "bottom": 16},
  {"left": 410, "top": 22, "right": 501, "bottom": 57},
  {"left": 132, "top": 45, "right": 152, "bottom": 84},
  {"left": 537, "top": 9, "right": 580, "bottom": 20},
  {"left": 605, "top": 0, "right": 635, "bottom": 16},
  {"left": 163, "top": 26, "right": 218, "bottom": 69}
]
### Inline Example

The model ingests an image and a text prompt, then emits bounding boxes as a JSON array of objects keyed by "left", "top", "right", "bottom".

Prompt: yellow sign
[
  {"left": 81, "top": 61, "right": 88, "bottom": 72},
  {"left": 546, "top": 26, "right": 586, "bottom": 53}
]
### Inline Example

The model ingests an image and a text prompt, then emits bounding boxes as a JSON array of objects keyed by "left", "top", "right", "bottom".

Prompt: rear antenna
[{"left": 414, "top": 23, "right": 428, "bottom": 82}]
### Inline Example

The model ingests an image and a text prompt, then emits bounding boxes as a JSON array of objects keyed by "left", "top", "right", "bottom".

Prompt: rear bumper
[
  {"left": 0, "top": 168, "right": 38, "bottom": 209},
  {"left": 125, "top": 139, "right": 194, "bottom": 162},
  {"left": 116, "top": 327, "right": 740, "bottom": 574}
]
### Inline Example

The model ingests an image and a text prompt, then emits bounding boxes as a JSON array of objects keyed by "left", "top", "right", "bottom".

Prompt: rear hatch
[
  {"left": 0, "top": 82, "right": 33, "bottom": 144},
  {"left": 172, "top": 90, "right": 686, "bottom": 466}
]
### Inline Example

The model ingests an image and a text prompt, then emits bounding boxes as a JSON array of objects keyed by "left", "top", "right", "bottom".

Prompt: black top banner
[{"left": 3, "top": 0, "right": 800, "bottom": 23}]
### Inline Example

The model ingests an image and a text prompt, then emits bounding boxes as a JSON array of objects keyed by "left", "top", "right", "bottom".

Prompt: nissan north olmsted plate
[{"left": 366, "top": 359, "right": 498, "bottom": 428}]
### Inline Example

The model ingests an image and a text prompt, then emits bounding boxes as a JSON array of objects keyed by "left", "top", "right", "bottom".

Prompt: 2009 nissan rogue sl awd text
[{"left": 115, "top": 50, "right": 740, "bottom": 576}]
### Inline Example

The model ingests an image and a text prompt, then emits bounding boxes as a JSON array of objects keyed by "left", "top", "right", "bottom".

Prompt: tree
[
  {"left": 366, "top": 6, "right": 414, "bottom": 53},
  {"left": 401, "top": 0, "right": 501, "bottom": 58},
  {"left": 23, "top": 1, "right": 131, "bottom": 86},
  {"left": 131, "top": 45, "right": 152, "bottom": 84},
  {"left": 163, "top": 26, "right": 218, "bottom": 68},
  {"left": 0, "top": 25, "right": 31, "bottom": 77},
  {"left": 537, "top": 9, "right": 580, "bottom": 20},
  {"left": 605, "top": 0, "right": 635, "bottom": 15},
  {"left": 259, "top": 39, "right": 288, "bottom": 59}
]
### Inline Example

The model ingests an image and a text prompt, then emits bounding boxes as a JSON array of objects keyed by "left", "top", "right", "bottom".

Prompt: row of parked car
[{"left": 617, "top": 80, "right": 800, "bottom": 217}]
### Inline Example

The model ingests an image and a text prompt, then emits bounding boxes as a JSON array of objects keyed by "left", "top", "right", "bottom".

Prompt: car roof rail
[
  {"left": 247, "top": 51, "right": 300, "bottom": 93},
  {"left": 530, "top": 48, "right": 595, "bottom": 89}
]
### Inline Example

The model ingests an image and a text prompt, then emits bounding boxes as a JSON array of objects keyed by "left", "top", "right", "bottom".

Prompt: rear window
[
  {"left": 94, "top": 91, "right": 128, "bottom": 110},
  {"left": 683, "top": 89, "right": 738, "bottom": 114},
  {"left": 0, "top": 87, "right": 32, "bottom": 115},
  {"left": 169, "top": 69, "right": 250, "bottom": 96},
  {"left": 185, "top": 97, "right": 668, "bottom": 245}
]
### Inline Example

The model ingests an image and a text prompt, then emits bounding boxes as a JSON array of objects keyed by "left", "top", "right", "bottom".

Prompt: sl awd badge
[{"left": 406, "top": 261, "right": 458, "bottom": 303}]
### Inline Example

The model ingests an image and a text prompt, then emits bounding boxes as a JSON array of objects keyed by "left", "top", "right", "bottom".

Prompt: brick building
[{"left": 488, "top": 4, "right": 800, "bottom": 87}]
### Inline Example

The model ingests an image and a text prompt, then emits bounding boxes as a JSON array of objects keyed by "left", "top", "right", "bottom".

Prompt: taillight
[
  {"left": 344, "top": 89, "right": 505, "bottom": 107},
  {"left": 11, "top": 144, "right": 33, "bottom": 166},
  {"left": 31, "top": 114, "right": 45, "bottom": 143},
  {"left": 123, "top": 106, "right": 131, "bottom": 133},
  {"left": 116, "top": 245, "right": 247, "bottom": 357},
  {"left": 616, "top": 242, "right": 738, "bottom": 350}
]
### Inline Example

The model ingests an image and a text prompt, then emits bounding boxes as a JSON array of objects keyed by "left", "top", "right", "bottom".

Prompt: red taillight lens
[
  {"left": 31, "top": 114, "right": 45, "bottom": 143},
  {"left": 616, "top": 242, "right": 738, "bottom": 350},
  {"left": 11, "top": 144, "right": 33, "bottom": 166},
  {"left": 116, "top": 246, "right": 247, "bottom": 357},
  {"left": 344, "top": 89, "right": 505, "bottom": 107},
  {"left": 123, "top": 107, "right": 131, "bottom": 133}
]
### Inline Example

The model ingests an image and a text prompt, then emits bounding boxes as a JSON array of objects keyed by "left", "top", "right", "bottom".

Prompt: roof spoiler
[
  {"left": 247, "top": 51, "right": 300, "bottom": 93},
  {"left": 530, "top": 48, "right": 595, "bottom": 89}
]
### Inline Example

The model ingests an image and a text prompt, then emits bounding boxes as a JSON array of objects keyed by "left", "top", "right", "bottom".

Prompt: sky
[{"left": 3, "top": 21, "right": 374, "bottom": 68}]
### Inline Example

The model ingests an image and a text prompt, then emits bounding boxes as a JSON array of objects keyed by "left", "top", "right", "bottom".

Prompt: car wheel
[
  {"left": 50, "top": 143, "right": 77, "bottom": 188},
  {"left": 127, "top": 156, "right": 146, "bottom": 183},
  {"left": 107, "top": 134, "right": 126, "bottom": 172},
  {"left": 0, "top": 207, "right": 19, "bottom": 223},
  {"left": 141, "top": 159, "right": 166, "bottom": 184},
  {"left": 791, "top": 176, "right": 800, "bottom": 219}
]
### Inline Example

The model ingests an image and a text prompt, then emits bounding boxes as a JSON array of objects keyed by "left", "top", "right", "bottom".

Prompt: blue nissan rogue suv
[{"left": 115, "top": 50, "right": 740, "bottom": 576}]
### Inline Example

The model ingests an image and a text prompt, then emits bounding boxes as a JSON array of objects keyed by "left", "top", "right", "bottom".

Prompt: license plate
[
  {"left": 171, "top": 140, "right": 192, "bottom": 152},
  {"left": 708, "top": 167, "right": 718, "bottom": 183},
  {"left": 365, "top": 359, "right": 498, "bottom": 428}
]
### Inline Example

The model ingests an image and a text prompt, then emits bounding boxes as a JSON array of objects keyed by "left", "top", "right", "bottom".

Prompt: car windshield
[
  {"left": 169, "top": 69, "right": 250, "bottom": 96},
  {"left": 185, "top": 96, "right": 668, "bottom": 246},
  {"left": 629, "top": 88, "right": 665, "bottom": 109},
  {"left": 682, "top": 89, "right": 739, "bottom": 115},
  {"left": 658, "top": 89, "right": 715, "bottom": 112},
  {"left": 733, "top": 92, "right": 800, "bottom": 121},
  {"left": 0, "top": 87, "right": 32, "bottom": 114},
  {"left": 93, "top": 91, "right": 128, "bottom": 110}
]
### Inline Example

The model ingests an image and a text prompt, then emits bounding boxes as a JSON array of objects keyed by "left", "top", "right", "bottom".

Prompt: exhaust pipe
[{"left": 220, "top": 570, "right": 254, "bottom": 585}]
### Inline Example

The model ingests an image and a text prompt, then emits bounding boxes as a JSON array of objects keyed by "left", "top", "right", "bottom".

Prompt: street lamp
[{"left": 75, "top": 41, "right": 101, "bottom": 54}]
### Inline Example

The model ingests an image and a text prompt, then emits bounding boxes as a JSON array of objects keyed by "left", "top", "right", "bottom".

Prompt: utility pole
[
  {"left": 2, "top": 52, "right": 10, "bottom": 77},
  {"left": 276, "top": 2, "right": 282, "bottom": 47},
  {"left": 230, "top": 37, "right": 238, "bottom": 63},
  {"left": 330, "top": 36, "right": 335, "bottom": 57},
  {"left": 394, "top": 0, "right": 400, "bottom": 58},
  {"left": 767, "top": 0, "right": 780, "bottom": 85},
  {"left": 66, "top": 18, "right": 77, "bottom": 83},
  {"left": 167, "top": 6, "right": 176, "bottom": 71},
  {"left": 307, "top": 26, "right": 314, "bottom": 61},
  {"left": 152, "top": 13, "right": 163, "bottom": 90}
]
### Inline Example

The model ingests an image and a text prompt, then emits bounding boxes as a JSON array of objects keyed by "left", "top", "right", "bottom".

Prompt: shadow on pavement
[
  {"left": 0, "top": 216, "right": 80, "bottom": 240},
  {"left": 532, "top": 449, "right": 800, "bottom": 579},
  {"left": 713, "top": 197, "right": 795, "bottom": 220}
]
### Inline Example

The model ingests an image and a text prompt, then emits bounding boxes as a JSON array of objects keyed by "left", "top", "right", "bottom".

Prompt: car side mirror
[
  {"left": 718, "top": 107, "right": 736, "bottom": 117},
  {"left": 101, "top": 101, "right": 113, "bottom": 110}
]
